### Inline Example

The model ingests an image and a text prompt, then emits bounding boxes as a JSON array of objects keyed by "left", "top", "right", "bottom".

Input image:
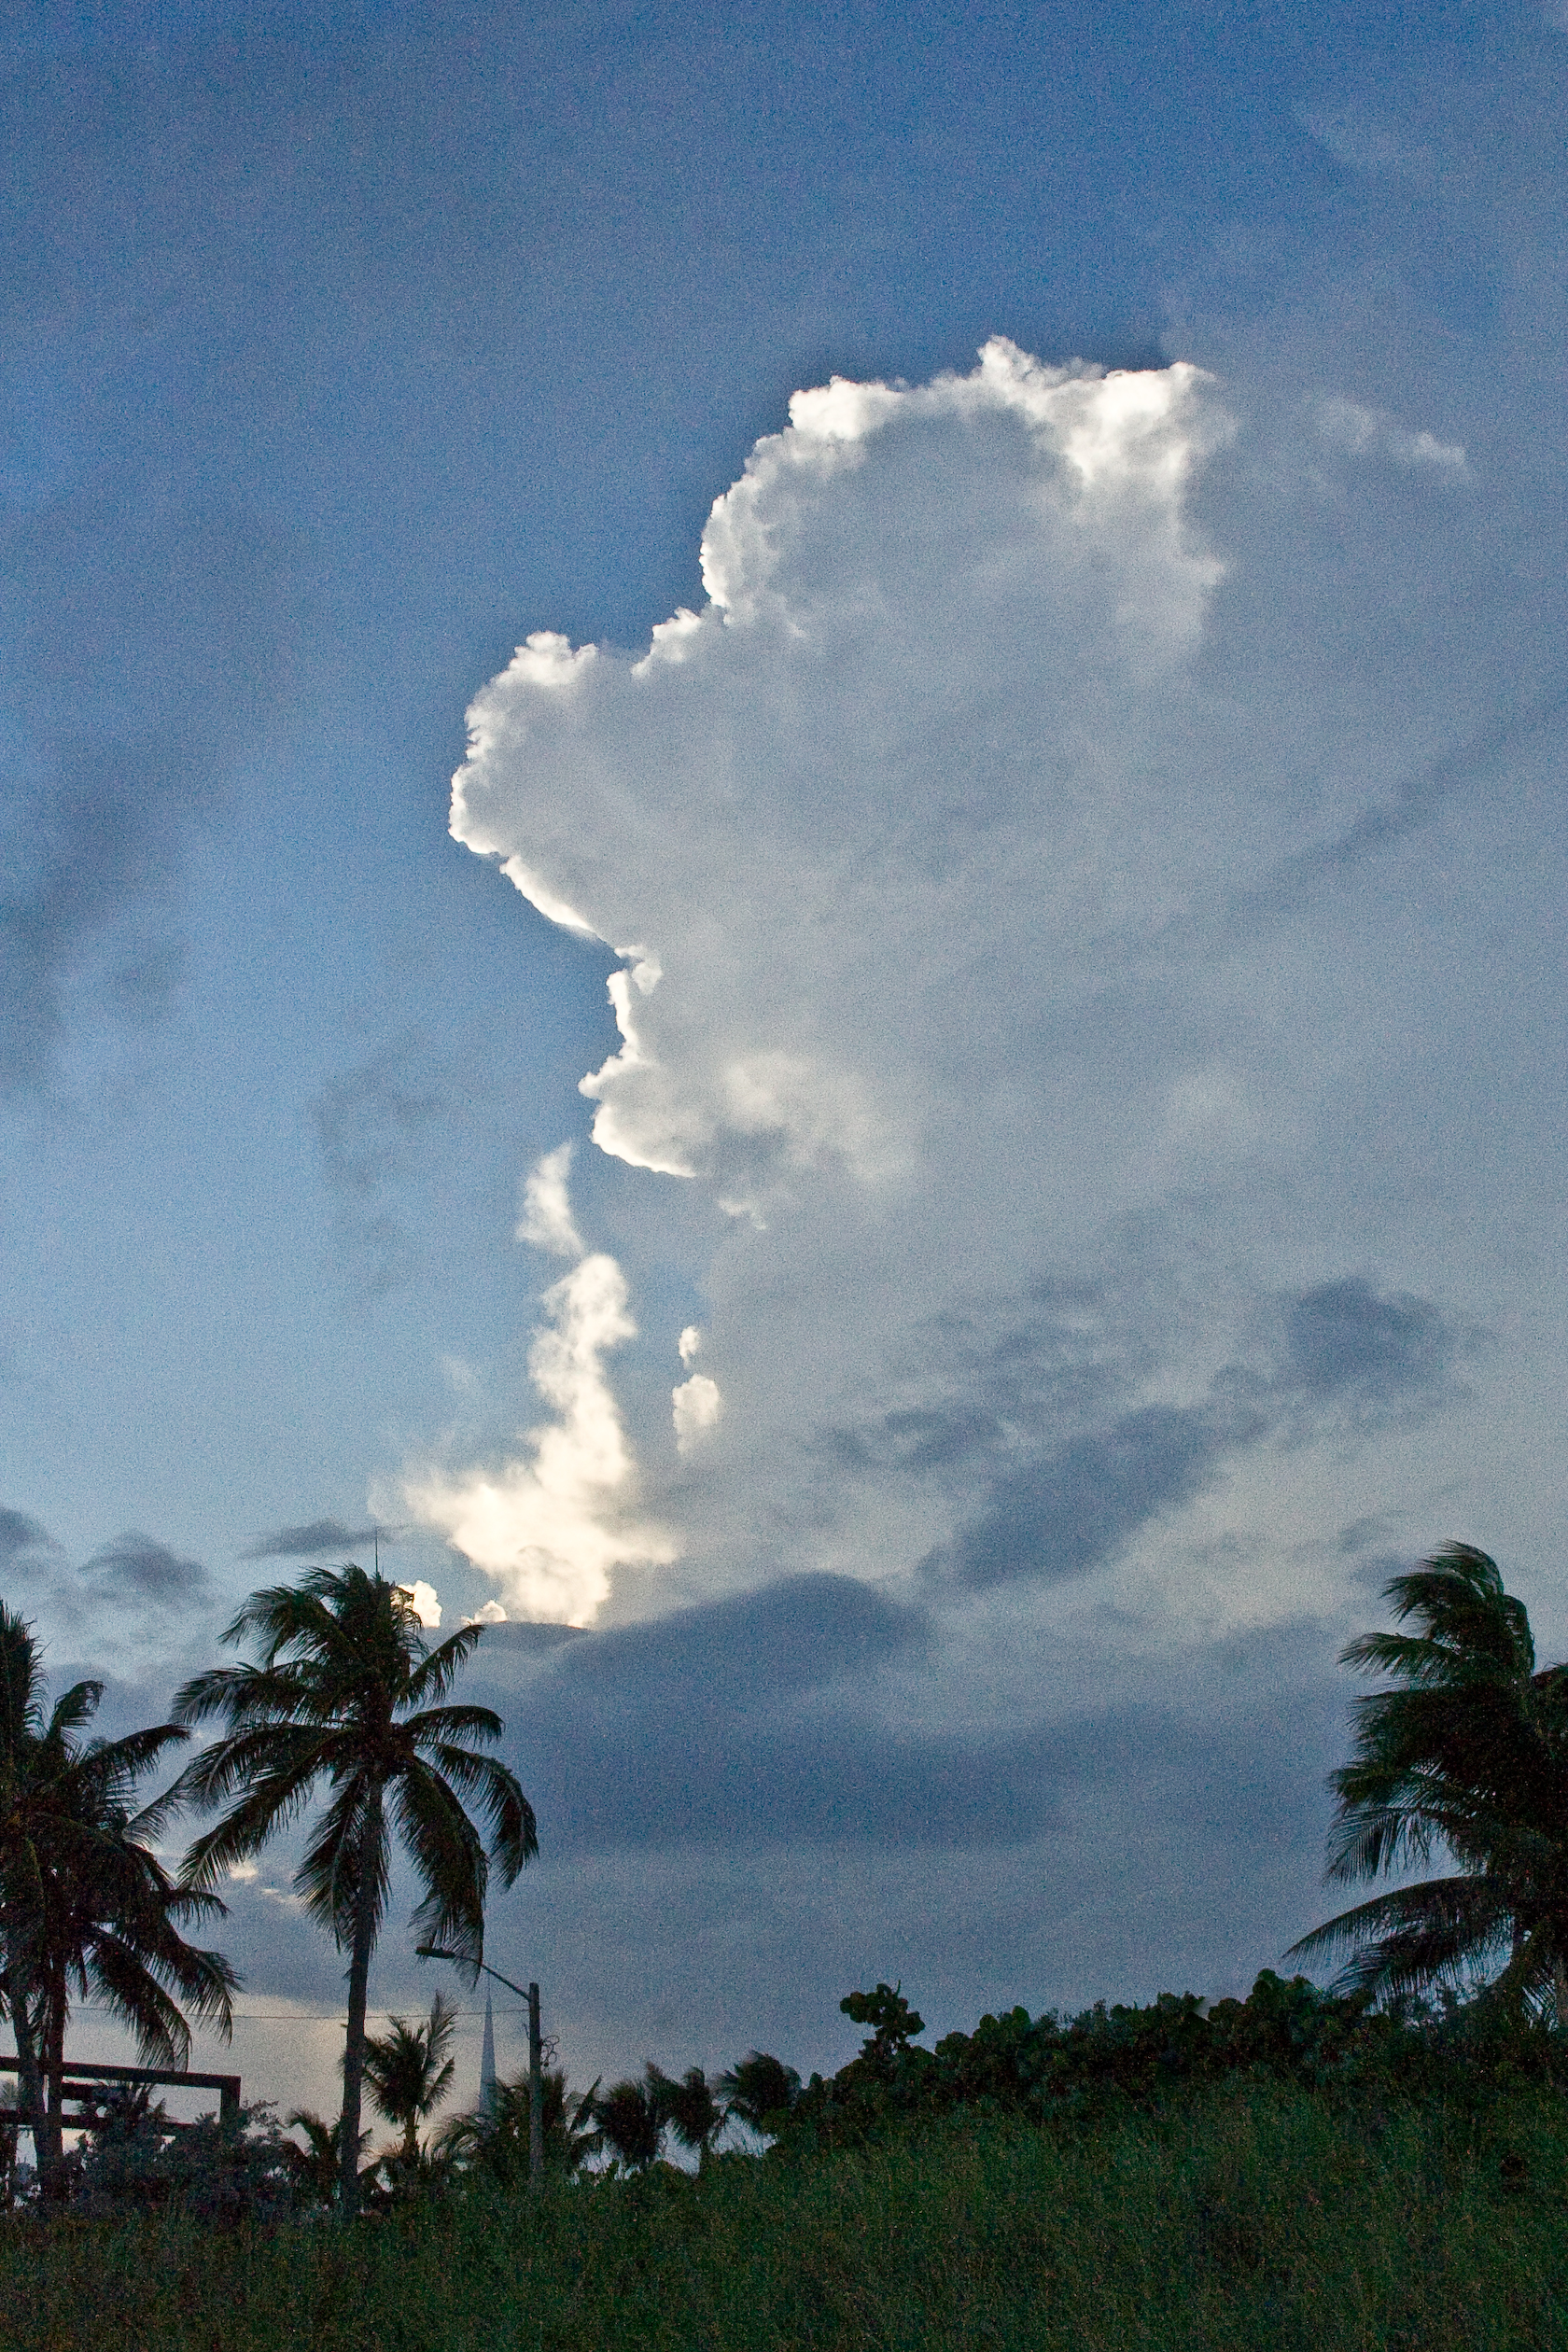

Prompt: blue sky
[{"left": 3, "top": 0, "right": 1566, "bottom": 2122}]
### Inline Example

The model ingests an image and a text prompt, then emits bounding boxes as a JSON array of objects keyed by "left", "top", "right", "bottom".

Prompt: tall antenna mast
[{"left": 372, "top": 1523, "right": 379, "bottom": 1575}]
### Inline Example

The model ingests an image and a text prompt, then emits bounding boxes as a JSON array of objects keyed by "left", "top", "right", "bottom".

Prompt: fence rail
[{"left": 0, "top": 2055, "right": 242, "bottom": 2135}]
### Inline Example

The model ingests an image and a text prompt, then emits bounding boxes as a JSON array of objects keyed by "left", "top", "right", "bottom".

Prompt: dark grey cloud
[
  {"left": 0, "top": 481, "right": 303, "bottom": 1091},
  {"left": 307, "top": 1037, "right": 452, "bottom": 1299},
  {"left": 0, "top": 1506, "right": 63, "bottom": 1572},
  {"left": 944, "top": 1395, "right": 1264, "bottom": 1593},
  {"left": 84, "top": 1532, "right": 210, "bottom": 1604},
  {"left": 522, "top": 1711, "right": 1056, "bottom": 1855},
  {"left": 551, "top": 1574, "right": 931, "bottom": 1713},
  {"left": 1275, "top": 1276, "right": 1463, "bottom": 1416},
  {"left": 0, "top": 1509, "right": 67, "bottom": 1622},
  {"left": 898, "top": 1274, "right": 1474, "bottom": 1597},
  {"left": 0, "top": 1512, "right": 218, "bottom": 1648},
  {"left": 468, "top": 1574, "right": 1038, "bottom": 1855},
  {"left": 458, "top": 1573, "right": 1351, "bottom": 1887},
  {"left": 241, "top": 1518, "right": 395, "bottom": 1562}
]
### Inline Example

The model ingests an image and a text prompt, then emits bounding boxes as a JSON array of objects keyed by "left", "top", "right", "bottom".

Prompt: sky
[{"left": 3, "top": 0, "right": 1566, "bottom": 2130}]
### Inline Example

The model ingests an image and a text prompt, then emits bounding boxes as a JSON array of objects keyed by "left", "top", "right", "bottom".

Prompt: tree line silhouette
[{"left": 2, "top": 1541, "right": 1565, "bottom": 2217}]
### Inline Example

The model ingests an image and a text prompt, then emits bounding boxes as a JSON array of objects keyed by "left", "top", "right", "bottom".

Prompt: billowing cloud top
[
  {"left": 452, "top": 343, "right": 1234, "bottom": 1196},
  {"left": 421, "top": 333, "right": 1533, "bottom": 1639}
]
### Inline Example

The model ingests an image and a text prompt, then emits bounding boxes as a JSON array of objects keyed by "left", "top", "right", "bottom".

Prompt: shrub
[
  {"left": 72, "top": 2096, "right": 301, "bottom": 2225},
  {"left": 774, "top": 1970, "right": 1568, "bottom": 2153}
]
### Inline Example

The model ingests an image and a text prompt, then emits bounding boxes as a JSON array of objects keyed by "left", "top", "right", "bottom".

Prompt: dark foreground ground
[{"left": 4, "top": 2090, "right": 1567, "bottom": 2351}]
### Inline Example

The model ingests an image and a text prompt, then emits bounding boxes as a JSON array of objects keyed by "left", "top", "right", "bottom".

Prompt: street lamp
[{"left": 418, "top": 1946, "right": 543, "bottom": 2190}]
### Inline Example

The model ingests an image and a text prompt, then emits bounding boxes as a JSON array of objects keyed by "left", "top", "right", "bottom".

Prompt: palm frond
[
  {"left": 405, "top": 1702, "right": 505, "bottom": 1744},
  {"left": 1287, "top": 1872, "right": 1505, "bottom": 1960},
  {"left": 176, "top": 1755, "right": 332, "bottom": 1890},
  {"left": 421, "top": 1743, "right": 537, "bottom": 1877},
  {"left": 81, "top": 1721, "right": 190, "bottom": 1782},
  {"left": 391, "top": 1762, "right": 488, "bottom": 1964},
  {"left": 1323, "top": 1801, "right": 1440, "bottom": 1885},
  {"left": 84, "top": 1933, "right": 196, "bottom": 2070},
  {"left": 40, "top": 1680, "right": 105, "bottom": 1746},
  {"left": 404, "top": 1629, "right": 485, "bottom": 1709},
  {"left": 1365, "top": 1546, "right": 1534, "bottom": 1675},
  {"left": 174, "top": 1660, "right": 334, "bottom": 1730},
  {"left": 0, "top": 1605, "right": 48, "bottom": 1750},
  {"left": 297, "top": 1771, "right": 389, "bottom": 1947},
  {"left": 1288, "top": 1871, "right": 1517, "bottom": 2003}
]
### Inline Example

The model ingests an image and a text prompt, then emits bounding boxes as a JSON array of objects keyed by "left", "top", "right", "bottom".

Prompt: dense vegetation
[
  {"left": 3, "top": 2081, "right": 1567, "bottom": 2351},
  {"left": 5, "top": 1541, "right": 1568, "bottom": 2341},
  {"left": 772, "top": 1967, "right": 1568, "bottom": 2151}
]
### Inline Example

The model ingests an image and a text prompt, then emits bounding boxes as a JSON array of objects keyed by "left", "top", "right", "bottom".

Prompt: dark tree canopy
[{"left": 1289, "top": 1543, "right": 1568, "bottom": 2014}]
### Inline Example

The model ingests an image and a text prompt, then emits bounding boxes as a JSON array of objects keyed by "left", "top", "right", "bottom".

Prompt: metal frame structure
[{"left": 0, "top": 2055, "right": 242, "bottom": 2136}]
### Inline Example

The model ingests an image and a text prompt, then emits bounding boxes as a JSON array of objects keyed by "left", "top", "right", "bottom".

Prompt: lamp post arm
[
  {"left": 416, "top": 1945, "right": 531, "bottom": 2005},
  {"left": 419, "top": 1943, "right": 545, "bottom": 2188}
]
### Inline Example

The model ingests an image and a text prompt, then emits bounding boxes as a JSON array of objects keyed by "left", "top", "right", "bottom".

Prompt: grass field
[{"left": 5, "top": 2087, "right": 1567, "bottom": 2351}]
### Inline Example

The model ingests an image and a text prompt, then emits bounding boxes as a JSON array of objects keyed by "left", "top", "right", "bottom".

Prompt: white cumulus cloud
[
  {"left": 673, "top": 1373, "right": 722, "bottom": 1456},
  {"left": 1312, "top": 395, "right": 1465, "bottom": 472},
  {"left": 518, "top": 1140, "right": 586, "bottom": 1256},
  {"left": 452, "top": 341, "right": 1234, "bottom": 1207},
  {"left": 434, "top": 323, "right": 1568, "bottom": 1644},
  {"left": 405, "top": 1252, "right": 676, "bottom": 1624}
]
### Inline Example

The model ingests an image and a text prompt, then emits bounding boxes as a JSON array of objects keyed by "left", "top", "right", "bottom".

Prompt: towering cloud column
[{"left": 415, "top": 335, "right": 1495, "bottom": 1629}]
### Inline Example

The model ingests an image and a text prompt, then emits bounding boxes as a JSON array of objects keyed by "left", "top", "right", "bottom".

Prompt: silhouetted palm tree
[
  {"left": 440, "top": 2067, "right": 602, "bottom": 2183},
  {"left": 286, "top": 2109, "right": 371, "bottom": 2210},
  {"left": 1288, "top": 1543, "right": 1568, "bottom": 2014},
  {"left": 0, "top": 1604, "right": 235, "bottom": 2193},
  {"left": 717, "top": 2050, "right": 801, "bottom": 2139},
  {"left": 173, "top": 1564, "right": 535, "bottom": 2217},
  {"left": 363, "top": 1993, "right": 457, "bottom": 2163},
  {"left": 646, "top": 2063, "right": 723, "bottom": 2167},
  {"left": 595, "top": 2076, "right": 662, "bottom": 2171}
]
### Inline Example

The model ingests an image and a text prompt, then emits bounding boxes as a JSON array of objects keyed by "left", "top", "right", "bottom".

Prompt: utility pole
[
  {"left": 418, "top": 1946, "right": 546, "bottom": 2191},
  {"left": 528, "top": 1981, "right": 543, "bottom": 2191},
  {"left": 480, "top": 1985, "right": 497, "bottom": 2114}
]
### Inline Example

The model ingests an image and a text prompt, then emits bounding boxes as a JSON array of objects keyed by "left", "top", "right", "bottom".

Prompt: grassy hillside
[{"left": 5, "top": 2086, "right": 1567, "bottom": 2352}]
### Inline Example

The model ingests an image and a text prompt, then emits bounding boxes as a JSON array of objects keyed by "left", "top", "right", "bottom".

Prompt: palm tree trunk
[
  {"left": 2, "top": 1970, "right": 51, "bottom": 2201},
  {"left": 338, "top": 1779, "right": 384, "bottom": 2220},
  {"left": 39, "top": 1977, "right": 66, "bottom": 2195}
]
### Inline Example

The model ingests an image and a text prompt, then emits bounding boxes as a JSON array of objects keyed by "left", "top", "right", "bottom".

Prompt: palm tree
[
  {"left": 440, "top": 2067, "right": 602, "bottom": 2184},
  {"left": 0, "top": 1604, "right": 236, "bottom": 2194},
  {"left": 173, "top": 1564, "right": 536, "bottom": 2218},
  {"left": 717, "top": 2050, "right": 801, "bottom": 2139},
  {"left": 286, "top": 2109, "right": 370, "bottom": 2210},
  {"left": 363, "top": 1992, "right": 457, "bottom": 2164},
  {"left": 646, "top": 2063, "right": 724, "bottom": 2167},
  {"left": 594, "top": 2076, "right": 662, "bottom": 2172},
  {"left": 1287, "top": 1543, "right": 1568, "bottom": 2016}
]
